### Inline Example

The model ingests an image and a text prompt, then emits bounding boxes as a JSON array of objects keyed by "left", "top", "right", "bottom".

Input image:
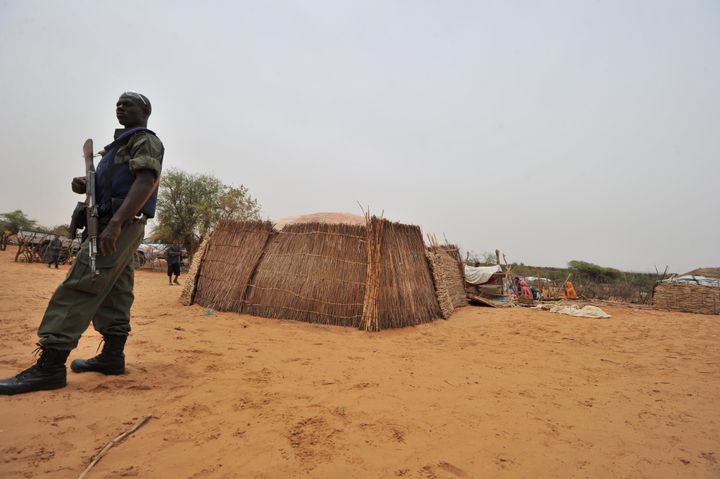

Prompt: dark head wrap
[{"left": 121, "top": 91, "right": 152, "bottom": 115}]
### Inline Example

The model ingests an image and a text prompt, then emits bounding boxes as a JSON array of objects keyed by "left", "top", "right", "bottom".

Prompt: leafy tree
[
  {"left": 218, "top": 184, "right": 261, "bottom": 220},
  {"left": 51, "top": 224, "right": 70, "bottom": 237},
  {"left": 0, "top": 210, "right": 38, "bottom": 234},
  {"left": 0, "top": 210, "right": 39, "bottom": 250},
  {"left": 568, "top": 260, "right": 622, "bottom": 283},
  {"left": 154, "top": 168, "right": 261, "bottom": 255}
]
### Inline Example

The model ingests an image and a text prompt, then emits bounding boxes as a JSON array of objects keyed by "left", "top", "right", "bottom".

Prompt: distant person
[
  {"left": 0, "top": 91, "right": 164, "bottom": 395},
  {"left": 518, "top": 278, "right": 533, "bottom": 300},
  {"left": 564, "top": 281, "right": 578, "bottom": 300},
  {"left": 165, "top": 239, "right": 182, "bottom": 285},
  {"left": 47, "top": 235, "right": 63, "bottom": 269}
]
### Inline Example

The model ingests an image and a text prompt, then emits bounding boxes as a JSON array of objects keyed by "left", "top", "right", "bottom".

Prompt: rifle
[
  {"left": 69, "top": 140, "right": 101, "bottom": 277},
  {"left": 83, "top": 139, "right": 100, "bottom": 277}
]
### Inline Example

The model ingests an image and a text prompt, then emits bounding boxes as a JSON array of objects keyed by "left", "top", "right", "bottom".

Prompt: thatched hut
[
  {"left": 652, "top": 267, "right": 720, "bottom": 315},
  {"left": 181, "top": 214, "right": 446, "bottom": 330}
]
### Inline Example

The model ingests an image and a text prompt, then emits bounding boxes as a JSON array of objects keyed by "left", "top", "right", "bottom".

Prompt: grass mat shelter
[
  {"left": 182, "top": 216, "right": 443, "bottom": 330},
  {"left": 652, "top": 267, "right": 720, "bottom": 315}
]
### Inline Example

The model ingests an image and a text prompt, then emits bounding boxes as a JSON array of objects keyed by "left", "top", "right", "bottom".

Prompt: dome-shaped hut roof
[{"left": 272, "top": 212, "right": 365, "bottom": 229}]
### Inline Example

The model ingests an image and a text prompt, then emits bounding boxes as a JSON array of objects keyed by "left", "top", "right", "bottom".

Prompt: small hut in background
[
  {"left": 181, "top": 213, "right": 454, "bottom": 331},
  {"left": 652, "top": 267, "right": 720, "bottom": 315}
]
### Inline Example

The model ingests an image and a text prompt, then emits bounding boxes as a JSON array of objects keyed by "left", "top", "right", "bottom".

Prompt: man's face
[
  {"left": 173, "top": 240, "right": 179, "bottom": 246},
  {"left": 116, "top": 95, "right": 147, "bottom": 127}
]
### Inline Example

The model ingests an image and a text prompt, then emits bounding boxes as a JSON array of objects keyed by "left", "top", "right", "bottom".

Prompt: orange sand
[{"left": 0, "top": 249, "right": 718, "bottom": 478}]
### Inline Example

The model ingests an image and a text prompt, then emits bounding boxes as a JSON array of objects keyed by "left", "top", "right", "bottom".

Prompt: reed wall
[
  {"left": 427, "top": 248, "right": 468, "bottom": 318},
  {"left": 376, "top": 221, "right": 441, "bottom": 328},
  {"left": 180, "top": 232, "right": 213, "bottom": 306},
  {"left": 652, "top": 283, "right": 720, "bottom": 315},
  {"left": 192, "top": 220, "right": 274, "bottom": 311},
  {"left": 243, "top": 222, "right": 368, "bottom": 327},
  {"left": 190, "top": 218, "right": 443, "bottom": 330}
]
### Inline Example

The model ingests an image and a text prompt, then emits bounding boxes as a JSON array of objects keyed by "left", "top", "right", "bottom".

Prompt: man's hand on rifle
[{"left": 72, "top": 176, "right": 87, "bottom": 194}]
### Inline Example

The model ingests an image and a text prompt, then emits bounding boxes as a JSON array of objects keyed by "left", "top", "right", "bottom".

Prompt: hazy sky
[{"left": 0, "top": 0, "right": 718, "bottom": 272}]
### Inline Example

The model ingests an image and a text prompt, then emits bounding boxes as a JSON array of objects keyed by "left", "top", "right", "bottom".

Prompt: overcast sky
[{"left": 0, "top": 0, "right": 718, "bottom": 272}]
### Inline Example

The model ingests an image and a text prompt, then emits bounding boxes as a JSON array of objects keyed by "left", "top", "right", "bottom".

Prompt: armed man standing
[
  {"left": 0, "top": 92, "right": 164, "bottom": 395},
  {"left": 46, "top": 234, "right": 63, "bottom": 269}
]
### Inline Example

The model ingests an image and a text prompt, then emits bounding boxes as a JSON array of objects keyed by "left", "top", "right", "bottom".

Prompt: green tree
[
  {"left": 0, "top": 210, "right": 39, "bottom": 250},
  {"left": 218, "top": 184, "right": 261, "bottom": 220},
  {"left": 0, "top": 210, "right": 38, "bottom": 234},
  {"left": 568, "top": 260, "right": 622, "bottom": 283},
  {"left": 51, "top": 224, "right": 70, "bottom": 237},
  {"left": 154, "top": 168, "right": 261, "bottom": 255}
]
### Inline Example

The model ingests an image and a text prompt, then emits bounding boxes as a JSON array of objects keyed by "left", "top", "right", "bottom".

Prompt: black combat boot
[
  {"left": 0, "top": 348, "right": 70, "bottom": 395},
  {"left": 70, "top": 335, "right": 127, "bottom": 375}
]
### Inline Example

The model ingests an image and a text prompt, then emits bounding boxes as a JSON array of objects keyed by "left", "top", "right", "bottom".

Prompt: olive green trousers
[{"left": 37, "top": 219, "right": 145, "bottom": 351}]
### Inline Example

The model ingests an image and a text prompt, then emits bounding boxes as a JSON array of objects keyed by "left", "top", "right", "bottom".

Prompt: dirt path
[{"left": 1, "top": 249, "right": 718, "bottom": 478}]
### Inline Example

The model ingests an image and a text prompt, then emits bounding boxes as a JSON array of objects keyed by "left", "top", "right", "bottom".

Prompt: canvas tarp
[
  {"left": 535, "top": 304, "right": 611, "bottom": 319},
  {"left": 464, "top": 265, "right": 502, "bottom": 285},
  {"left": 660, "top": 275, "right": 720, "bottom": 288}
]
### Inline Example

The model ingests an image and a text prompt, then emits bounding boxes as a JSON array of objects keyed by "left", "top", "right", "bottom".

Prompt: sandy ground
[{"left": 0, "top": 249, "right": 719, "bottom": 479}]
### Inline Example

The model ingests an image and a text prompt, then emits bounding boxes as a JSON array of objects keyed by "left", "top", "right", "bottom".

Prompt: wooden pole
[{"left": 77, "top": 415, "right": 151, "bottom": 479}]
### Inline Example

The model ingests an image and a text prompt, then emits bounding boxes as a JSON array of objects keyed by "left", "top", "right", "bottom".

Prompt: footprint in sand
[
  {"left": 287, "top": 416, "right": 339, "bottom": 469},
  {"left": 351, "top": 382, "right": 379, "bottom": 389}
]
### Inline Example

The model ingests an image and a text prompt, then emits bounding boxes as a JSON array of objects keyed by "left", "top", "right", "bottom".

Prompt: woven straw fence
[
  {"left": 435, "top": 245, "right": 466, "bottom": 310},
  {"left": 652, "top": 283, "right": 720, "bottom": 315},
  {"left": 375, "top": 221, "right": 441, "bottom": 328},
  {"left": 426, "top": 247, "right": 468, "bottom": 318},
  {"left": 188, "top": 218, "right": 442, "bottom": 330},
  {"left": 243, "top": 222, "right": 368, "bottom": 327},
  {"left": 179, "top": 231, "right": 213, "bottom": 306},
  {"left": 192, "top": 220, "right": 274, "bottom": 311},
  {"left": 438, "top": 244, "right": 465, "bottom": 282}
]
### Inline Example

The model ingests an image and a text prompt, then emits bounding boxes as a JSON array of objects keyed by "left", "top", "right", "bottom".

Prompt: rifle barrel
[{"left": 82, "top": 138, "right": 100, "bottom": 277}]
